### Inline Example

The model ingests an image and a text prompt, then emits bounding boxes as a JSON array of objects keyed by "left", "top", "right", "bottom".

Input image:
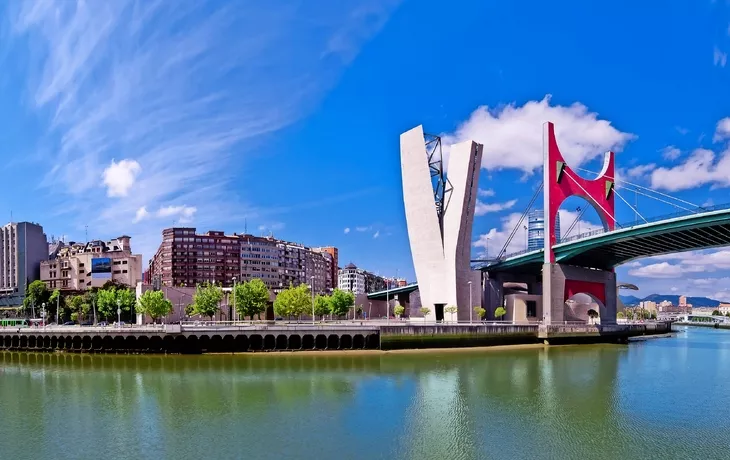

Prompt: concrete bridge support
[{"left": 542, "top": 263, "right": 617, "bottom": 325}]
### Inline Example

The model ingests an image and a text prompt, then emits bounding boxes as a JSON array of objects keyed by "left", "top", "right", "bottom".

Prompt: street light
[
  {"left": 41, "top": 303, "right": 46, "bottom": 329},
  {"left": 310, "top": 276, "right": 315, "bottom": 325},
  {"left": 468, "top": 281, "right": 472, "bottom": 324},
  {"left": 117, "top": 298, "right": 122, "bottom": 329},
  {"left": 232, "top": 276, "right": 237, "bottom": 323}
]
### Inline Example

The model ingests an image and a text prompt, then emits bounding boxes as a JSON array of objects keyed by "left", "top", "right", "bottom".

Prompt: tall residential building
[
  {"left": 149, "top": 228, "right": 337, "bottom": 294},
  {"left": 238, "top": 234, "right": 333, "bottom": 294},
  {"left": 0, "top": 222, "right": 48, "bottom": 305},
  {"left": 148, "top": 228, "right": 241, "bottom": 287},
  {"left": 527, "top": 209, "right": 561, "bottom": 251},
  {"left": 338, "top": 263, "right": 388, "bottom": 295},
  {"left": 317, "top": 247, "right": 338, "bottom": 292},
  {"left": 41, "top": 236, "right": 143, "bottom": 291}
]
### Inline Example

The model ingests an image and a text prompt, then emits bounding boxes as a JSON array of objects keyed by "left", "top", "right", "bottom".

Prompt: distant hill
[{"left": 619, "top": 294, "right": 724, "bottom": 307}]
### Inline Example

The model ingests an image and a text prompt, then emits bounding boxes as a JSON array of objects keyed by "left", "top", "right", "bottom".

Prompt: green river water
[{"left": 0, "top": 326, "right": 728, "bottom": 460}]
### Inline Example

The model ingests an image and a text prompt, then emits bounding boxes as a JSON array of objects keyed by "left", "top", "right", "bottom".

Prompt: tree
[
  {"left": 49, "top": 289, "right": 61, "bottom": 321},
  {"left": 116, "top": 289, "right": 136, "bottom": 318},
  {"left": 329, "top": 288, "right": 355, "bottom": 317},
  {"left": 66, "top": 295, "right": 89, "bottom": 323},
  {"left": 393, "top": 304, "right": 405, "bottom": 317},
  {"left": 313, "top": 295, "right": 331, "bottom": 320},
  {"left": 24, "top": 280, "right": 49, "bottom": 315},
  {"left": 493, "top": 306, "right": 505, "bottom": 320},
  {"left": 445, "top": 305, "right": 458, "bottom": 322},
  {"left": 617, "top": 311, "right": 625, "bottom": 319},
  {"left": 650, "top": 310, "right": 657, "bottom": 320},
  {"left": 726, "top": 312, "right": 730, "bottom": 318},
  {"left": 235, "top": 279, "right": 270, "bottom": 320},
  {"left": 712, "top": 309, "right": 721, "bottom": 316},
  {"left": 136, "top": 290, "right": 173, "bottom": 322},
  {"left": 274, "top": 284, "right": 311, "bottom": 320},
  {"left": 192, "top": 283, "right": 223, "bottom": 320},
  {"left": 625, "top": 309, "right": 635, "bottom": 320},
  {"left": 96, "top": 288, "right": 117, "bottom": 320},
  {"left": 419, "top": 307, "right": 430, "bottom": 317}
]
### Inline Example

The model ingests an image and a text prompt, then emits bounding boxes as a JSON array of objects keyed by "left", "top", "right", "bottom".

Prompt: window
[
  {"left": 122, "top": 270, "right": 128, "bottom": 274},
  {"left": 79, "top": 269, "right": 85, "bottom": 274},
  {"left": 79, "top": 263, "right": 85, "bottom": 268},
  {"left": 122, "top": 260, "right": 128, "bottom": 265},
  {"left": 526, "top": 300, "right": 537, "bottom": 318}
]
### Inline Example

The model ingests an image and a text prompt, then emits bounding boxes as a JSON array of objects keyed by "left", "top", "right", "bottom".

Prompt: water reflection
[{"left": 1, "top": 329, "right": 730, "bottom": 460}]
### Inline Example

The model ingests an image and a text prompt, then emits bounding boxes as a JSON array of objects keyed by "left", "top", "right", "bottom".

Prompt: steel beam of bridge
[{"left": 477, "top": 206, "right": 730, "bottom": 275}]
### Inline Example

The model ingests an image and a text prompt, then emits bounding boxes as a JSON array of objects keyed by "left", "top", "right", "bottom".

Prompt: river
[{"left": 0, "top": 326, "right": 728, "bottom": 459}]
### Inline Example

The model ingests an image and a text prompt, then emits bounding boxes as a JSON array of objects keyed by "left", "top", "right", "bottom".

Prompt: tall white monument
[{"left": 400, "top": 126, "right": 483, "bottom": 321}]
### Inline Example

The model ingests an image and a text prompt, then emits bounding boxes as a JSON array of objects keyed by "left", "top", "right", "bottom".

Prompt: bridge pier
[{"left": 542, "top": 263, "right": 617, "bottom": 325}]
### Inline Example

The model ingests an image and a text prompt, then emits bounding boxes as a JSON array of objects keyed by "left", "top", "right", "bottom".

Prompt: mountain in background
[{"left": 619, "top": 294, "right": 724, "bottom": 307}]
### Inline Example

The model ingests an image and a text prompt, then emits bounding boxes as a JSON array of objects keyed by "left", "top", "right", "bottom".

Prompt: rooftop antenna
[
  {"left": 85, "top": 225, "right": 88, "bottom": 243},
  {"left": 244, "top": 217, "right": 247, "bottom": 234},
  {"left": 9, "top": 210, "right": 12, "bottom": 224}
]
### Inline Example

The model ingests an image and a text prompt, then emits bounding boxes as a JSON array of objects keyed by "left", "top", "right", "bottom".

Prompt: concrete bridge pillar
[
  {"left": 484, "top": 275, "right": 504, "bottom": 321},
  {"left": 542, "top": 263, "right": 617, "bottom": 325}
]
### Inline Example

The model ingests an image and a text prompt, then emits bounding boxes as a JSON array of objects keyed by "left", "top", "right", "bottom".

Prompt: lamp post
[
  {"left": 232, "top": 276, "right": 237, "bottom": 323},
  {"left": 468, "top": 280, "right": 472, "bottom": 324},
  {"left": 310, "top": 276, "right": 315, "bottom": 325},
  {"left": 117, "top": 298, "right": 122, "bottom": 329},
  {"left": 41, "top": 303, "right": 46, "bottom": 329},
  {"left": 55, "top": 293, "right": 59, "bottom": 325},
  {"left": 368, "top": 302, "right": 372, "bottom": 321}
]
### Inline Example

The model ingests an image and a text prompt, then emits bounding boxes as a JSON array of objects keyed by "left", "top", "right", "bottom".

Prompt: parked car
[
  {"left": 80, "top": 321, "right": 93, "bottom": 326},
  {"left": 62, "top": 321, "right": 75, "bottom": 326},
  {"left": 98, "top": 321, "right": 108, "bottom": 327}
]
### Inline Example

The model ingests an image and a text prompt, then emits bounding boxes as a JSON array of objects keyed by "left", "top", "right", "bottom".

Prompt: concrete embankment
[{"left": 0, "top": 321, "right": 673, "bottom": 354}]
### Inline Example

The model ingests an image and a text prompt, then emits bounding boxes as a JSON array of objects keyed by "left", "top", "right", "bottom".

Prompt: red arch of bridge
[{"left": 544, "top": 121, "right": 616, "bottom": 263}]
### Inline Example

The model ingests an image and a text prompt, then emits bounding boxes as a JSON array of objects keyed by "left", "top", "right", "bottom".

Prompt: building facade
[
  {"left": 41, "top": 236, "right": 143, "bottom": 291},
  {"left": 148, "top": 228, "right": 241, "bottom": 287},
  {"left": 0, "top": 222, "right": 48, "bottom": 306},
  {"left": 149, "top": 228, "right": 337, "bottom": 294},
  {"left": 527, "top": 209, "right": 561, "bottom": 251},
  {"left": 338, "top": 263, "right": 388, "bottom": 295}
]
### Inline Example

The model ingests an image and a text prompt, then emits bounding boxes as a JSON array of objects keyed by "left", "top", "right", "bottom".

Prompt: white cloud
[
  {"left": 629, "top": 262, "right": 682, "bottom": 279},
  {"left": 661, "top": 146, "right": 681, "bottom": 161},
  {"left": 670, "top": 286, "right": 678, "bottom": 292},
  {"left": 714, "top": 46, "right": 728, "bottom": 67},
  {"left": 649, "top": 148, "right": 730, "bottom": 191},
  {"left": 474, "top": 199, "right": 517, "bottom": 216},
  {"left": 558, "top": 209, "right": 603, "bottom": 239},
  {"left": 133, "top": 206, "right": 148, "bottom": 223},
  {"left": 9, "top": 0, "right": 399, "bottom": 262},
  {"left": 157, "top": 205, "right": 197, "bottom": 224},
  {"left": 626, "top": 163, "right": 656, "bottom": 178},
  {"left": 442, "top": 95, "right": 634, "bottom": 174},
  {"left": 356, "top": 226, "right": 371, "bottom": 232},
  {"left": 675, "top": 126, "right": 689, "bottom": 135},
  {"left": 478, "top": 188, "right": 495, "bottom": 197},
  {"left": 714, "top": 117, "right": 730, "bottom": 142},
  {"left": 344, "top": 227, "right": 350, "bottom": 234},
  {"left": 102, "top": 159, "right": 141, "bottom": 197},
  {"left": 373, "top": 230, "right": 380, "bottom": 239}
]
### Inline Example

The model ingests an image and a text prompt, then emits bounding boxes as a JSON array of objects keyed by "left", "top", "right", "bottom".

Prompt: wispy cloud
[
  {"left": 373, "top": 230, "right": 380, "bottom": 239},
  {"left": 344, "top": 227, "right": 351, "bottom": 234},
  {"left": 475, "top": 199, "right": 517, "bottom": 216},
  {"left": 714, "top": 46, "right": 727, "bottom": 67},
  {"left": 6, "top": 0, "right": 400, "bottom": 260}
]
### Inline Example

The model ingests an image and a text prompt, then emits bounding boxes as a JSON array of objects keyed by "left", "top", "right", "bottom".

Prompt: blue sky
[{"left": 1, "top": 0, "right": 730, "bottom": 299}]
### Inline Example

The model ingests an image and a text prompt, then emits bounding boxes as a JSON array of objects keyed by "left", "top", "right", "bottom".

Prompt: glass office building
[{"left": 527, "top": 210, "right": 561, "bottom": 251}]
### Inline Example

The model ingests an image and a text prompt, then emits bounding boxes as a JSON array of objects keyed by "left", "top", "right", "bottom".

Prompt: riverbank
[{"left": 0, "top": 321, "right": 673, "bottom": 354}]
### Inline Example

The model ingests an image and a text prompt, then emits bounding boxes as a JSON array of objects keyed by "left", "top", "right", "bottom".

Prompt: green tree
[
  {"left": 419, "top": 306, "right": 430, "bottom": 317},
  {"left": 493, "top": 306, "right": 505, "bottom": 320},
  {"left": 66, "top": 295, "right": 89, "bottom": 323},
  {"left": 617, "top": 311, "right": 625, "bottom": 319},
  {"left": 445, "top": 305, "right": 458, "bottom": 322},
  {"left": 136, "top": 290, "right": 173, "bottom": 322},
  {"left": 329, "top": 288, "right": 355, "bottom": 317},
  {"left": 96, "top": 288, "right": 117, "bottom": 320},
  {"left": 313, "top": 295, "right": 331, "bottom": 320},
  {"left": 49, "top": 289, "right": 61, "bottom": 321},
  {"left": 393, "top": 304, "right": 405, "bottom": 317},
  {"left": 712, "top": 309, "right": 721, "bottom": 316},
  {"left": 726, "top": 312, "right": 730, "bottom": 318},
  {"left": 625, "top": 309, "right": 635, "bottom": 320},
  {"left": 192, "top": 283, "right": 223, "bottom": 320},
  {"left": 274, "top": 284, "right": 311, "bottom": 320},
  {"left": 116, "top": 288, "right": 137, "bottom": 319},
  {"left": 24, "top": 280, "right": 50, "bottom": 315},
  {"left": 650, "top": 310, "right": 657, "bottom": 320},
  {"left": 235, "top": 279, "right": 270, "bottom": 320}
]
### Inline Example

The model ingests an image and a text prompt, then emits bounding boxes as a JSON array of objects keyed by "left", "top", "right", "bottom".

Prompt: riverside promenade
[{"left": 0, "top": 320, "right": 672, "bottom": 354}]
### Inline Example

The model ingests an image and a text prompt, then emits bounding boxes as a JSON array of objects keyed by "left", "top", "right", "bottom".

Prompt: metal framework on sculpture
[{"left": 424, "top": 133, "right": 453, "bottom": 239}]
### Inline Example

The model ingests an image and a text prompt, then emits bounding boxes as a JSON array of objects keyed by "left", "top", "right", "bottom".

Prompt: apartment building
[
  {"left": 149, "top": 228, "right": 337, "bottom": 294},
  {"left": 41, "top": 236, "right": 143, "bottom": 291},
  {"left": 148, "top": 228, "right": 240, "bottom": 287},
  {"left": 0, "top": 222, "right": 48, "bottom": 305},
  {"left": 338, "top": 263, "right": 388, "bottom": 295}
]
